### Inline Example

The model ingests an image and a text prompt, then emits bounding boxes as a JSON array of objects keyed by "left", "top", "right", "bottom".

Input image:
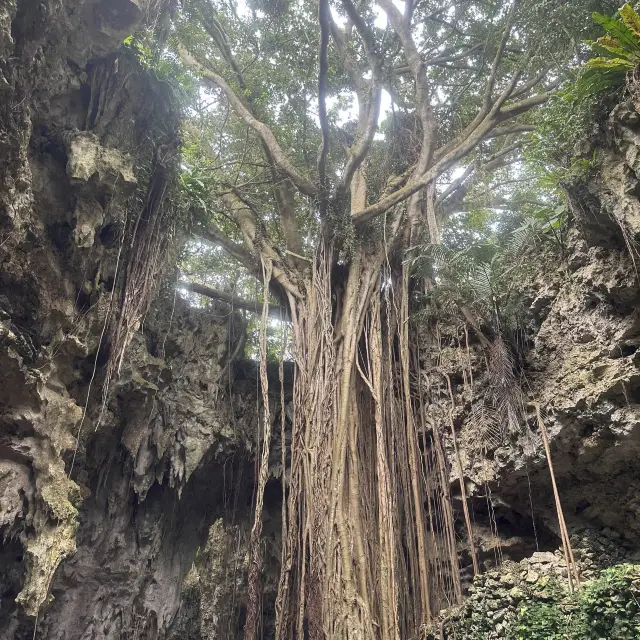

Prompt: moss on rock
[{"left": 439, "top": 563, "right": 640, "bottom": 640}]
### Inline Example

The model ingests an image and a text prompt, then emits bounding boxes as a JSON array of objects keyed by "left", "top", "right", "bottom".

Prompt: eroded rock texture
[
  {"left": 446, "top": 95, "right": 640, "bottom": 575},
  {"left": 439, "top": 529, "right": 640, "bottom": 639},
  {"left": 4, "top": 3, "right": 640, "bottom": 640},
  {"left": 0, "top": 0, "right": 153, "bottom": 624},
  {"left": 0, "top": 1, "right": 256, "bottom": 638}
]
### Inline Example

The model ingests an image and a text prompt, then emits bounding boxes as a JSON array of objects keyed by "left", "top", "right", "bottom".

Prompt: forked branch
[
  {"left": 179, "top": 47, "right": 318, "bottom": 197},
  {"left": 196, "top": 222, "right": 258, "bottom": 275},
  {"left": 318, "top": 0, "right": 331, "bottom": 199}
]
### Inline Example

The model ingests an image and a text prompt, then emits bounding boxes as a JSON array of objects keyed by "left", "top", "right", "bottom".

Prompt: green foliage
[
  {"left": 412, "top": 199, "right": 566, "bottom": 333},
  {"left": 447, "top": 564, "right": 640, "bottom": 640},
  {"left": 412, "top": 201, "right": 570, "bottom": 449},
  {"left": 525, "top": 4, "right": 640, "bottom": 182},
  {"left": 525, "top": 90, "right": 601, "bottom": 170},
  {"left": 579, "top": 4, "right": 640, "bottom": 94},
  {"left": 179, "top": 163, "right": 213, "bottom": 219},
  {"left": 513, "top": 564, "right": 640, "bottom": 640},
  {"left": 574, "top": 564, "right": 640, "bottom": 639},
  {"left": 512, "top": 206, "right": 568, "bottom": 255},
  {"left": 511, "top": 601, "right": 572, "bottom": 640},
  {"left": 123, "top": 33, "right": 155, "bottom": 65},
  {"left": 161, "top": 0, "right": 616, "bottom": 366},
  {"left": 244, "top": 316, "right": 290, "bottom": 362},
  {"left": 122, "top": 30, "right": 195, "bottom": 94}
]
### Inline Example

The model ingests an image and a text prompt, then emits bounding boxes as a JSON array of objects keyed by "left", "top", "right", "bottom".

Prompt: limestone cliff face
[
  {"left": 451, "top": 94, "right": 640, "bottom": 570},
  {"left": 0, "top": 0, "right": 152, "bottom": 625},
  {"left": 0, "top": 1, "right": 256, "bottom": 638}
]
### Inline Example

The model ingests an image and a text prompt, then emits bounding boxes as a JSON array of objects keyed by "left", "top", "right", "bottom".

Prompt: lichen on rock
[{"left": 65, "top": 131, "right": 137, "bottom": 188}]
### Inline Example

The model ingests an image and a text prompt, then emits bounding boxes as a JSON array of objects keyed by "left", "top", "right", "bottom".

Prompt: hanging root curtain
[{"left": 249, "top": 243, "right": 469, "bottom": 640}]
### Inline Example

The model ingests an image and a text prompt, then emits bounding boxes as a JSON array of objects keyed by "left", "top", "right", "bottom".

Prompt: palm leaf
[
  {"left": 598, "top": 35, "right": 624, "bottom": 50},
  {"left": 469, "top": 263, "right": 494, "bottom": 302},
  {"left": 577, "top": 66, "right": 627, "bottom": 95},
  {"left": 509, "top": 217, "right": 542, "bottom": 257},
  {"left": 585, "top": 56, "right": 636, "bottom": 71},
  {"left": 467, "top": 404, "right": 505, "bottom": 451},
  {"left": 423, "top": 243, "right": 454, "bottom": 265},
  {"left": 589, "top": 38, "right": 632, "bottom": 59}
]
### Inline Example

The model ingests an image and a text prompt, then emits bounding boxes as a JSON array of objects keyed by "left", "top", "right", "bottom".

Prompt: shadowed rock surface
[{"left": 0, "top": 1, "right": 256, "bottom": 637}]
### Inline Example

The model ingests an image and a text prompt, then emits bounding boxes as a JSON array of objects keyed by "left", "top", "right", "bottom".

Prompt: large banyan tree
[{"left": 173, "top": 0, "right": 606, "bottom": 637}]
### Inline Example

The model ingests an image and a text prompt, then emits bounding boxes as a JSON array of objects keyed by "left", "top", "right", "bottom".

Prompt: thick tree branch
[
  {"left": 353, "top": 114, "right": 502, "bottom": 224},
  {"left": 328, "top": 1, "right": 383, "bottom": 200},
  {"left": 404, "top": 0, "right": 414, "bottom": 23},
  {"left": 510, "top": 68, "right": 549, "bottom": 100},
  {"left": 196, "top": 222, "right": 258, "bottom": 274},
  {"left": 221, "top": 192, "right": 304, "bottom": 300},
  {"left": 197, "top": 8, "right": 248, "bottom": 93},
  {"left": 490, "top": 66, "right": 525, "bottom": 115},
  {"left": 179, "top": 281, "right": 287, "bottom": 319},
  {"left": 341, "top": 0, "right": 380, "bottom": 71},
  {"left": 434, "top": 89, "right": 546, "bottom": 168},
  {"left": 437, "top": 164, "right": 475, "bottom": 205},
  {"left": 379, "top": 0, "right": 435, "bottom": 173},
  {"left": 318, "top": 0, "right": 331, "bottom": 201},
  {"left": 483, "top": 124, "right": 535, "bottom": 140},
  {"left": 356, "top": 92, "right": 543, "bottom": 226},
  {"left": 498, "top": 92, "right": 553, "bottom": 119},
  {"left": 483, "top": 0, "right": 521, "bottom": 110},
  {"left": 273, "top": 178, "right": 305, "bottom": 258},
  {"left": 329, "top": 14, "right": 365, "bottom": 94},
  {"left": 433, "top": 2, "right": 522, "bottom": 161},
  {"left": 378, "top": 0, "right": 436, "bottom": 228},
  {"left": 261, "top": 145, "right": 305, "bottom": 264},
  {"left": 340, "top": 86, "right": 382, "bottom": 201},
  {"left": 179, "top": 47, "right": 318, "bottom": 197},
  {"left": 425, "top": 43, "right": 484, "bottom": 66},
  {"left": 193, "top": 12, "right": 306, "bottom": 260}
]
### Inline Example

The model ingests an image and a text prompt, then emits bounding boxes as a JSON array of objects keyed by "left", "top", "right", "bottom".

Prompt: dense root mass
[{"left": 264, "top": 249, "right": 468, "bottom": 639}]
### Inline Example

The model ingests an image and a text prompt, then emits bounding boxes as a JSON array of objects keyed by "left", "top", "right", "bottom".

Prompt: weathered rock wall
[
  {"left": 26, "top": 299, "right": 256, "bottom": 640},
  {"left": 4, "top": 3, "right": 640, "bottom": 638},
  {"left": 0, "top": 1, "right": 259, "bottom": 638},
  {"left": 438, "top": 530, "right": 640, "bottom": 639},
  {"left": 438, "top": 94, "right": 640, "bottom": 577}
]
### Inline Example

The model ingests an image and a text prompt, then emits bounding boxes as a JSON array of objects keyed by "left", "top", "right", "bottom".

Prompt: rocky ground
[{"left": 437, "top": 529, "right": 640, "bottom": 639}]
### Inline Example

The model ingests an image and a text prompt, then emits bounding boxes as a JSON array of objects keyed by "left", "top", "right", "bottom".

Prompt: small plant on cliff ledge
[
  {"left": 123, "top": 30, "right": 194, "bottom": 93},
  {"left": 580, "top": 3, "right": 640, "bottom": 93},
  {"left": 574, "top": 563, "right": 640, "bottom": 639}
]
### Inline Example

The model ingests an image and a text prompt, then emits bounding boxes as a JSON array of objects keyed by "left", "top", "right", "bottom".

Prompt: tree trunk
[{"left": 272, "top": 241, "right": 464, "bottom": 639}]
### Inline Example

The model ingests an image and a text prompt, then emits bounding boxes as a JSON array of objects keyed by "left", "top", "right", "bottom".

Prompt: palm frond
[
  {"left": 462, "top": 330, "right": 528, "bottom": 456},
  {"left": 467, "top": 403, "right": 505, "bottom": 452}
]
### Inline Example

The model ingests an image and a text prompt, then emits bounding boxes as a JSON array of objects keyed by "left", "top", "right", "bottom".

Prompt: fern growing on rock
[{"left": 581, "top": 3, "right": 640, "bottom": 93}]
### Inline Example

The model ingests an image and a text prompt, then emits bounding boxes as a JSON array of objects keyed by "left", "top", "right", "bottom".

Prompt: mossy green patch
[{"left": 443, "top": 564, "right": 640, "bottom": 640}]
